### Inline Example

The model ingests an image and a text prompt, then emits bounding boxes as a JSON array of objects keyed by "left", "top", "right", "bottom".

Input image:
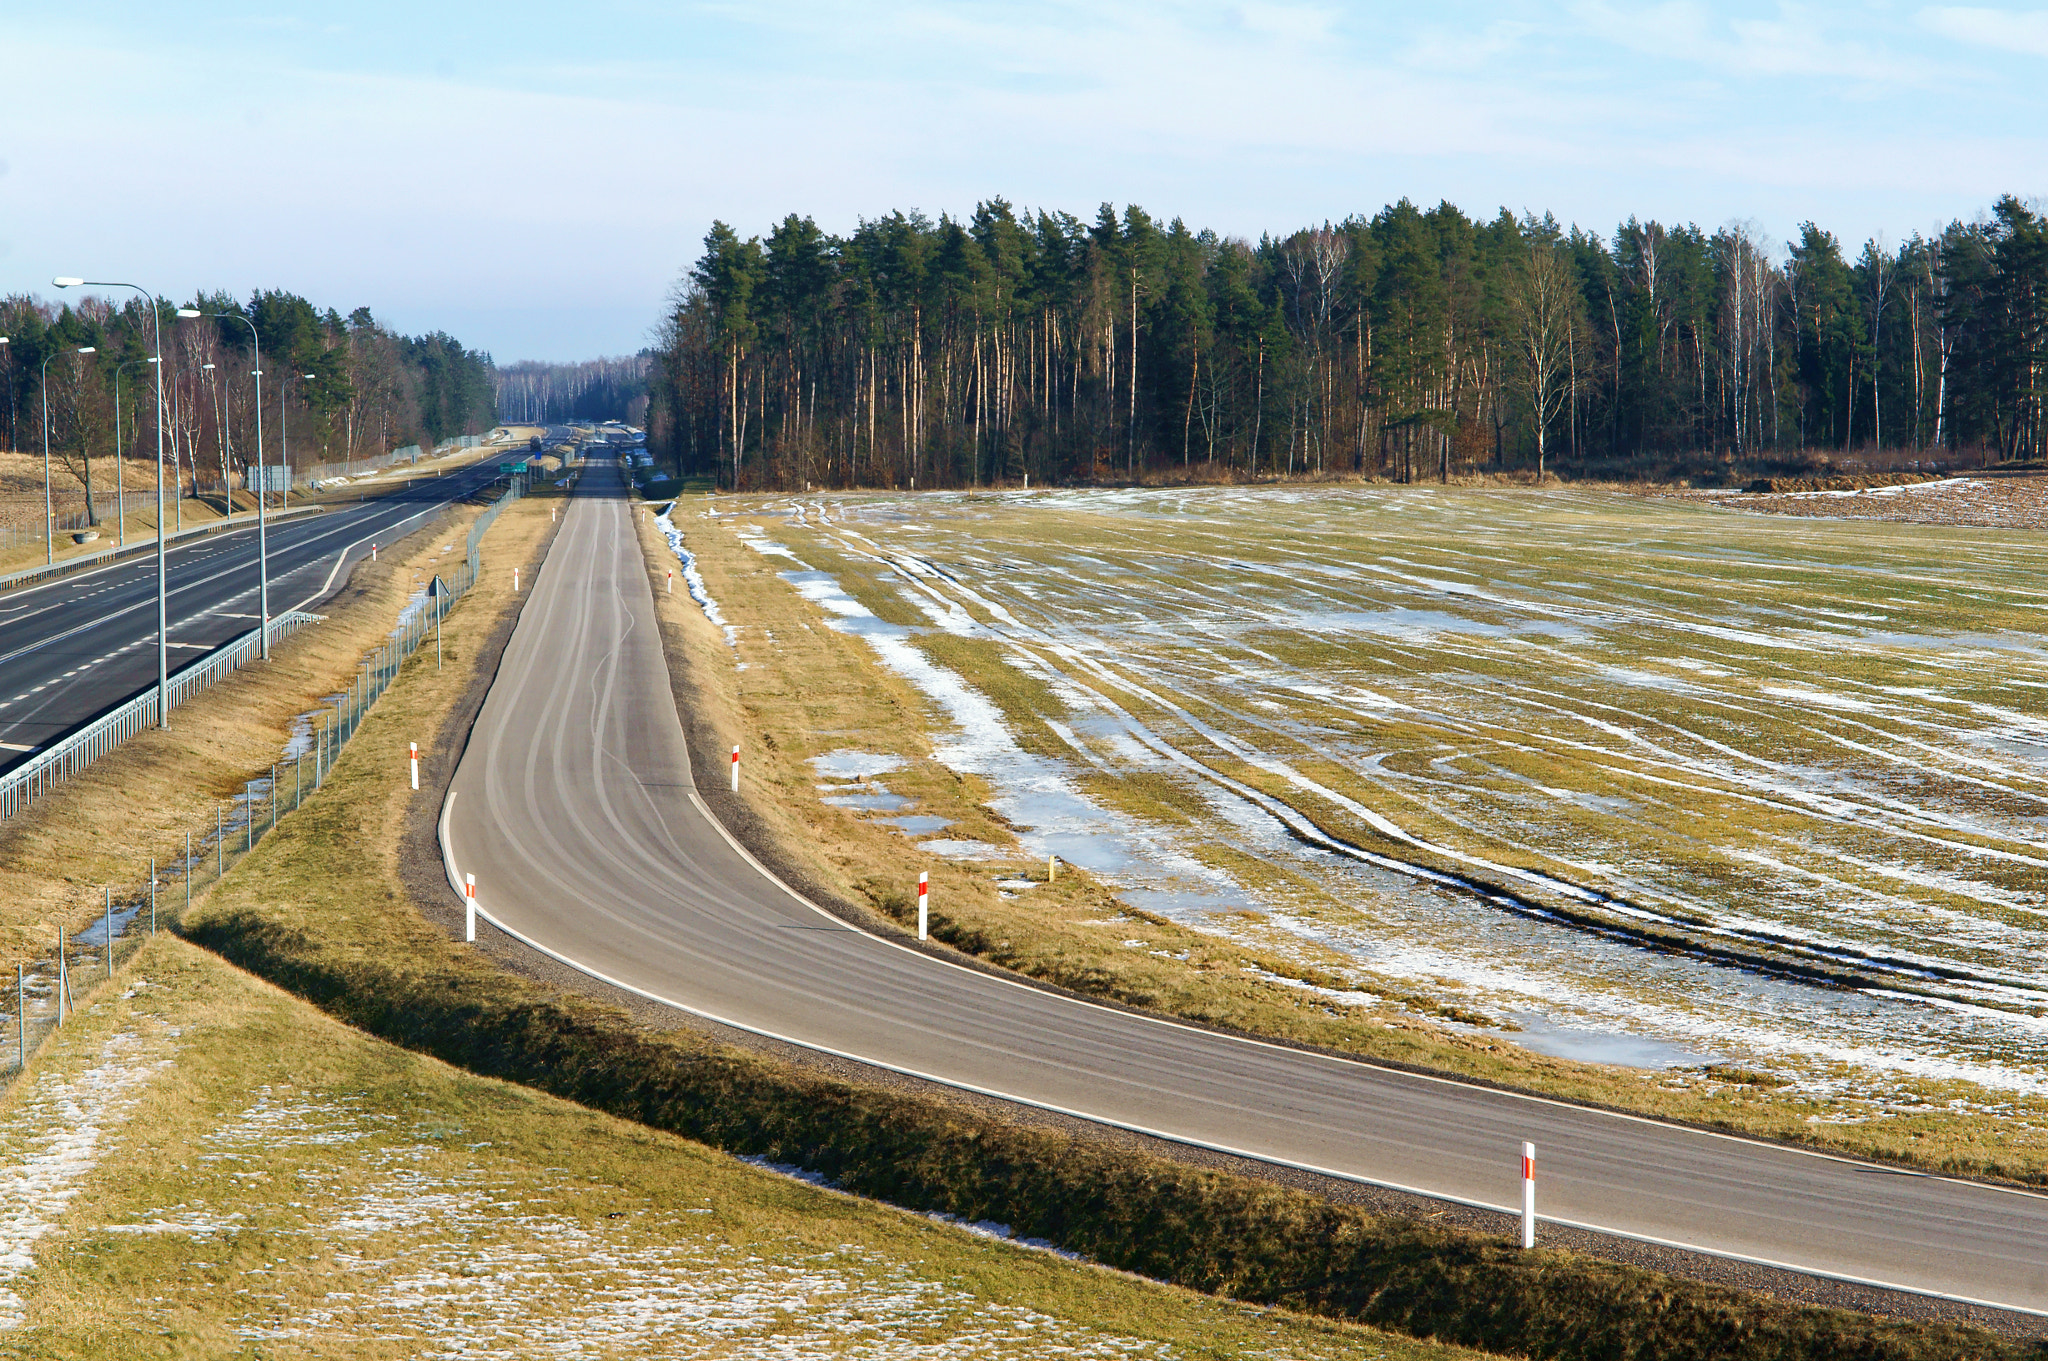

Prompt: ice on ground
[
  {"left": 918, "top": 839, "right": 1018, "bottom": 861},
  {"left": 809, "top": 750, "right": 906, "bottom": 781}
]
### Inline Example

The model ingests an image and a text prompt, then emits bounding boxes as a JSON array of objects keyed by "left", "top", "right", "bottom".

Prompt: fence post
[
  {"left": 15, "top": 964, "right": 22, "bottom": 1070},
  {"left": 217, "top": 805, "right": 224, "bottom": 878},
  {"left": 55, "top": 931, "right": 65, "bottom": 1026},
  {"left": 105, "top": 891, "right": 113, "bottom": 979}
]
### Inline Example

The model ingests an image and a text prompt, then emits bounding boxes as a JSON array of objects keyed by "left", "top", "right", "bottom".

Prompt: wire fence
[
  {"left": 0, "top": 475, "right": 524, "bottom": 1083},
  {"left": 0, "top": 476, "right": 523, "bottom": 822}
]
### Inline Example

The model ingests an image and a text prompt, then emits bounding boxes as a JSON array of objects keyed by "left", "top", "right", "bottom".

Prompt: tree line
[
  {"left": 646, "top": 194, "right": 2048, "bottom": 489},
  {"left": 1, "top": 290, "right": 498, "bottom": 523},
  {"left": 495, "top": 355, "right": 651, "bottom": 426}
]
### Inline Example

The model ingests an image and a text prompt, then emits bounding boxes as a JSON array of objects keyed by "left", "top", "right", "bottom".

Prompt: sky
[{"left": 2, "top": 2, "right": 2044, "bottom": 363}]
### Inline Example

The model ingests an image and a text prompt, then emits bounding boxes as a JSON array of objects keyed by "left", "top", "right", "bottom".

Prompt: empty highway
[
  {"left": 443, "top": 457, "right": 2048, "bottom": 1315},
  {"left": 0, "top": 455, "right": 508, "bottom": 772}
]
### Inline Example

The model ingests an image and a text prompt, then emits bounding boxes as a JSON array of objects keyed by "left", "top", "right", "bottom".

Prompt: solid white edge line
[
  {"left": 434, "top": 793, "right": 2045, "bottom": 1319},
  {"left": 433, "top": 473, "right": 2048, "bottom": 1318},
  {"left": 290, "top": 478, "right": 485, "bottom": 616}
]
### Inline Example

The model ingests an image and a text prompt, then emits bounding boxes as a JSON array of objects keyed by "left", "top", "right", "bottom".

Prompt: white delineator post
[
  {"left": 464, "top": 873, "right": 477, "bottom": 943},
  {"left": 409, "top": 742, "right": 420, "bottom": 790},
  {"left": 917, "top": 871, "right": 929, "bottom": 940},
  {"left": 1048, "top": 854, "right": 1058, "bottom": 882},
  {"left": 1521, "top": 1142, "right": 1536, "bottom": 1249},
  {"left": 371, "top": 543, "right": 378, "bottom": 561},
  {"left": 730, "top": 743, "right": 740, "bottom": 793},
  {"left": 513, "top": 567, "right": 520, "bottom": 592},
  {"left": 666, "top": 569, "right": 674, "bottom": 594}
]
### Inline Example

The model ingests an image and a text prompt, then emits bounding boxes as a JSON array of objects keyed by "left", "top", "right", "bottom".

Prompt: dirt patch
[{"left": 1681, "top": 472, "right": 2048, "bottom": 529}]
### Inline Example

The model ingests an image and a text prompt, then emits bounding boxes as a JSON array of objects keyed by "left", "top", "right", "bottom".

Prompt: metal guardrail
[
  {"left": 0, "top": 611, "right": 325, "bottom": 821},
  {"left": 0, "top": 473, "right": 523, "bottom": 823},
  {"left": 1, "top": 473, "right": 527, "bottom": 1083}
]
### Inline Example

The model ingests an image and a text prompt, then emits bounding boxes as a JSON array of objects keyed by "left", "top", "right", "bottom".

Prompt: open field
[{"left": 650, "top": 480, "right": 2048, "bottom": 1174}]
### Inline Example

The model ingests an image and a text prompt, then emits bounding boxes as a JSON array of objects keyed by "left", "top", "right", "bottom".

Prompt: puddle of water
[
  {"left": 1499, "top": 1012, "right": 1714, "bottom": 1069},
  {"left": 917, "top": 839, "right": 1018, "bottom": 861},
  {"left": 875, "top": 814, "right": 954, "bottom": 835},
  {"left": 823, "top": 792, "right": 915, "bottom": 812},
  {"left": 73, "top": 897, "right": 146, "bottom": 948},
  {"left": 809, "top": 750, "right": 907, "bottom": 780}
]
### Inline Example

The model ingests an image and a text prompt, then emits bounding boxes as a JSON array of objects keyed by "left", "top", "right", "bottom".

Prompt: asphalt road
[
  {"left": 0, "top": 456, "right": 508, "bottom": 772},
  {"left": 443, "top": 458, "right": 2048, "bottom": 1315}
]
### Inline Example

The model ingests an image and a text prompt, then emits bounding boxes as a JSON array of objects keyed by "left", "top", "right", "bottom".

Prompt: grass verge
[{"left": 6, "top": 937, "right": 1460, "bottom": 1359}]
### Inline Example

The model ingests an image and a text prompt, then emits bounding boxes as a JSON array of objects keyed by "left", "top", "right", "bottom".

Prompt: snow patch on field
[
  {"left": 125, "top": 1094, "right": 1188, "bottom": 1358},
  {"left": 0, "top": 1028, "right": 175, "bottom": 1329},
  {"left": 653, "top": 506, "right": 735, "bottom": 647}
]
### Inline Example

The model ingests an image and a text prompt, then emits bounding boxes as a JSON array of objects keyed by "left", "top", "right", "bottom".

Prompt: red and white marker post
[
  {"left": 917, "top": 871, "right": 929, "bottom": 940},
  {"left": 1520, "top": 1141, "right": 1536, "bottom": 1248},
  {"left": 513, "top": 567, "right": 520, "bottom": 592},
  {"left": 666, "top": 569, "right": 674, "bottom": 594},
  {"left": 409, "top": 741, "right": 419, "bottom": 791},
  {"left": 464, "top": 873, "right": 477, "bottom": 943},
  {"left": 730, "top": 743, "right": 740, "bottom": 792},
  {"left": 371, "top": 543, "right": 379, "bottom": 561}
]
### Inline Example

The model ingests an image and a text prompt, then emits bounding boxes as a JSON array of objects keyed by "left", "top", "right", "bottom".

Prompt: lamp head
[
  {"left": 51, "top": 277, "right": 82, "bottom": 289},
  {"left": 202, "top": 362, "right": 216, "bottom": 371},
  {"left": 77, "top": 346, "right": 96, "bottom": 355},
  {"left": 175, "top": 308, "right": 202, "bottom": 319}
]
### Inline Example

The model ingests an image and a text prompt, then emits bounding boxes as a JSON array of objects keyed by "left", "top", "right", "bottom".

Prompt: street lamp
[
  {"left": 187, "top": 309, "right": 271, "bottom": 660},
  {"left": 54, "top": 278, "right": 174, "bottom": 730},
  {"left": 40, "top": 344, "right": 97, "bottom": 565}
]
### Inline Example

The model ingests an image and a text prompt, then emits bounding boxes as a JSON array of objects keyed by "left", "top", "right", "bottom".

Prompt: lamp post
[
  {"left": 193, "top": 310, "right": 270, "bottom": 659},
  {"left": 54, "top": 278, "right": 174, "bottom": 729},
  {"left": 0, "top": 340, "right": 9, "bottom": 463},
  {"left": 40, "top": 344, "right": 97, "bottom": 564}
]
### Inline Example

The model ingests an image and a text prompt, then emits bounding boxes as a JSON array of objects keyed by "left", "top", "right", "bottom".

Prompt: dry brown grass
[
  {"left": 0, "top": 494, "right": 544, "bottom": 983},
  {"left": 642, "top": 495, "right": 2048, "bottom": 1186}
]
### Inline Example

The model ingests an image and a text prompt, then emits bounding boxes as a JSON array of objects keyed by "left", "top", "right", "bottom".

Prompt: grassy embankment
[
  {"left": 641, "top": 494, "right": 2048, "bottom": 1187},
  {"left": 143, "top": 490, "right": 2022, "bottom": 1360},
  {"left": 8, "top": 943, "right": 1458, "bottom": 1358},
  {"left": 0, "top": 496, "right": 506, "bottom": 982}
]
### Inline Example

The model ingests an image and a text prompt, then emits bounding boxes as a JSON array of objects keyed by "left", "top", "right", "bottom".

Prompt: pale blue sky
[{"left": 3, "top": 2, "right": 2043, "bottom": 361}]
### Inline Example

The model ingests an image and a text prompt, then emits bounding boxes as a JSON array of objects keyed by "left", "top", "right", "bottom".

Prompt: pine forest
[{"left": 647, "top": 194, "right": 2048, "bottom": 489}]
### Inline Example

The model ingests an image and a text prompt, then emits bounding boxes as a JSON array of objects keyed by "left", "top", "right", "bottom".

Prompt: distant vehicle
[{"left": 529, "top": 435, "right": 543, "bottom": 451}]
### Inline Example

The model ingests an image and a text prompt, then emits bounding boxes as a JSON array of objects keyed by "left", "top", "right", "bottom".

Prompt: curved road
[{"left": 444, "top": 459, "right": 2048, "bottom": 1315}]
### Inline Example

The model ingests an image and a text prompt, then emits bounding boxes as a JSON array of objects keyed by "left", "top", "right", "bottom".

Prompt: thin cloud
[{"left": 1919, "top": 5, "right": 2048, "bottom": 57}]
